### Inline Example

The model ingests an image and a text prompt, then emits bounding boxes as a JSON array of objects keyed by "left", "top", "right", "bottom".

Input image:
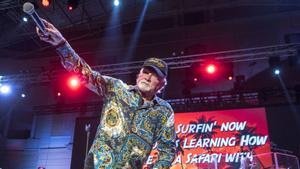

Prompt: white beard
[{"left": 137, "top": 81, "right": 151, "bottom": 92}]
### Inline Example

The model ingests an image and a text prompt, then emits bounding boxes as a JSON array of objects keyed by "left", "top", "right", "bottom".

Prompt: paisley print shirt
[{"left": 56, "top": 42, "right": 176, "bottom": 169}]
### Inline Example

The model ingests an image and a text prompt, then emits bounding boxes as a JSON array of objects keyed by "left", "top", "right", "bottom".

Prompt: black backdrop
[{"left": 71, "top": 116, "right": 99, "bottom": 169}]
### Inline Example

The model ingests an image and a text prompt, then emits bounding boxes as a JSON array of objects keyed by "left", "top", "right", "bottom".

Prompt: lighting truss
[
  {"left": 1, "top": 43, "right": 299, "bottom": 84},
  {"left": 33, "top": 87, "right": 299, "bottom": 114}
]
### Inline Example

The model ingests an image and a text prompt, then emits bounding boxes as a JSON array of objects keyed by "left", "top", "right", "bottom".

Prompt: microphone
[{"left": 23, "top": 2, "right": 46, "bottom": 34}]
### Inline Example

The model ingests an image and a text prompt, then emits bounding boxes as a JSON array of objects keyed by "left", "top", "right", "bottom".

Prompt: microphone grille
[{"left": 23, "top": 2, "right": 34, "bottom": 15}]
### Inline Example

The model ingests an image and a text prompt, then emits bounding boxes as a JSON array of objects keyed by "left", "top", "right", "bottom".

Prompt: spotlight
[
  {"left": 41, "top": 0, "right": 51, "bottom": 7},
  {"left": 67, "top": 0, "right": 80, "bottom": 11},
  {"left": 224, "top": 63, "right": 234, "bottom": 81},
  {"left": 68, "top": 76, "right": 80, "bottom": 90},
  {"left": 189, "top": 62, "right": 201, "bottom": 84},
  {"left": 23, "top": 17, "right": 28, "bottom": 22},
  {"left": 268, "top": 55, "right": 281, "bottom": 74},
  {"left": 0, "top": 85, "right": 11, "bottom": 95},
  {"left": 68, "top": 5, "right": 73, "bottom": 11},
  {"left": 206, "top": 64, "right": 216, "bottom": 74},
  {"left": 114, "top": 0, "right": 120, "bottom": 6},
  {"left": 274, "top": 69, "right": 280, "bottom": 75},
  {"left": 202, "top": 62, "right": 219, "bottom": 77},
  {"left": 21, "top": 93, "right": 26, "bottom": 98},
  {"left": 57, "top": 92, "right": 61, "bottom": 96},
  {"left": 70, "top": 79, "right": 79, "bottom": 87}
]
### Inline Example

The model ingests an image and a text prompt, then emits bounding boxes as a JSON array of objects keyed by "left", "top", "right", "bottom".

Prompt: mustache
[{"left": 139, "top": 80, "right": 150, "bottom": 85}]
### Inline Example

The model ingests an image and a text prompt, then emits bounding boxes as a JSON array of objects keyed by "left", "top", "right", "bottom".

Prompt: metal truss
[
  {"left": 0, "top": 0, "right": 19, "bottom": 11},
  {"left": 1, "top": 43, "right": 299, "bottom": 84},
  {"left": 33, "top": 90, "right": 261, "bottom": 114},
  {"left": 33, "top": 88, "right": 299, "bottom": 114}
]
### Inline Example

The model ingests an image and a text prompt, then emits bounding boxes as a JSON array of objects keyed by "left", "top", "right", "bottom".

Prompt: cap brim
[{"left": 143, "top": 65, "right": 165, "bottom": 78}]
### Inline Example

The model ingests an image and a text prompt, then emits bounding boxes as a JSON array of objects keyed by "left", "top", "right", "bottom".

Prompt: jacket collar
[{"left": 128, "top": 85, "right": 161, "bottom": 105}]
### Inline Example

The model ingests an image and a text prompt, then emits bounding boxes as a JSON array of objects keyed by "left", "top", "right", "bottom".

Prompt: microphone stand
[{"left": 85, "top": 123, "right": 91, "bottom": 158}]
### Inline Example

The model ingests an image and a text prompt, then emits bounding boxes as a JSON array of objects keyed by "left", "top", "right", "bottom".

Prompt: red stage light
[
  {"left": 57, "top": 92, "right": 61, "bottom": 96},
  {"left": 70, "top": 79, "right": 79, "bottom": 87},
  {"left": 228, "top": 76, "right": 233, "bottom": 80},
  {"left": 68, "top": 76, "right": 80, "bottom": 89},
  {"left": 68, "top": 5, "right": 73, "bottom": 11},
  {"left": 41, "top": 0, "right": 50, "bottom": 7},
  {"left": 205, "top": 64, "right": 216, "bottom": 74},
  {"left": 67, "top": 0, "right": 79, "bottom": 11}
]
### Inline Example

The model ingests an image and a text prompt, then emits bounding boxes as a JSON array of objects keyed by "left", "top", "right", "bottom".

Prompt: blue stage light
[
  {"left": 274, "top": 69, "right": 280, "bottom": 75},
  {"left": 0, "top": 85, "right": 11, "bottom": 95},
  {"left": 23, "top": 17, "right": 28, "bottom": 22},
  {"left": 114, "top": 0, "right": 119, "bottom": 6}
]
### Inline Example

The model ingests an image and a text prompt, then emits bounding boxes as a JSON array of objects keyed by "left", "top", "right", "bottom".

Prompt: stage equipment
[
  {"left": 67, "top": 0, "right": 80, "bottom": 11},
  {"left": 268, "top": 55, "right": 281, "bottom": 75},
  {"left": 41, "top": 0, "right": 51, "bottom": 7},
  {"left": 85, "top": 123, "right": 91, "bottom": 158},
  {"left": 1, "top": 43, "right": 298, "bottom": 84}
]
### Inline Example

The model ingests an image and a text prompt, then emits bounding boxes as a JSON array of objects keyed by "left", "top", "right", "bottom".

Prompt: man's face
[{"left": 136, "top": 67, "right": 164, "bottom": 97}]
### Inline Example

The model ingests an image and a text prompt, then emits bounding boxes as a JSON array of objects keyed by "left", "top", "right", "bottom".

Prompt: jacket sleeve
[
  {"left": 153, "top": 107, "right": 176, "bottom": 169},
  {"left": 56, "top": 41, "right": 114, "bottom": 96}
]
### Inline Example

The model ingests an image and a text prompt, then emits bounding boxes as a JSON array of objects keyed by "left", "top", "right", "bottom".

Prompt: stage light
[
  {"left": 0, "top": 85, "right": 11, "bottom": 95},
  {"left": 203, "top": 62, "right": 217, "bottom": 75},
  {"left": 70, "top": 78, "right": 79, "bottom": 87},
  {"left": 224, "top": 63, "right": 234, "bottom": 81},
  {"left": 206, "top": 64, "right": 216, "bottom": 74},
  {"left": 268, "top": 55, "right": 281, "bottom": 75},
  {"left": 67, "top": 0, "right": 79, "bottom": 11},
  {"left": 21, "top": 93, "right": 26, "bottom": 98},
  {"left": 274, "top": 69, "right": 280, "bottom": 75},
  {"left": 189, "top": 61, "right": 235, "bottom": 82},
  {"left": 114, "top": 0, "right": 120, "bottom": 6},
  {"left": 57, "top": 92, "right": 61, "bottom": 96},
  {"left": 188, "top": 62, "right": 201, "bottom": 83},
  {"left": 68, "top": 76, "right": 80, "bottom": 90},
  {"left": 41, "top": 0, "right": 51, "bottom": 7},
  {"left": 23, "top": 17, "right": 28, "bottom": 22},
  {"left": 68, "top": 5, "right": 73, "bottom": 11}
]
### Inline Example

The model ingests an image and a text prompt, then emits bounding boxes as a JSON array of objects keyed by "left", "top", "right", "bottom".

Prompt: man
[{"left": 36, "top": 20, "right": 176, "bottom": 169}]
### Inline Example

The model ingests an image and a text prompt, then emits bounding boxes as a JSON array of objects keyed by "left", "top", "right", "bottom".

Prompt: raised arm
[{"left": 36, "top": 19, "right": 111, "bottom": 96}]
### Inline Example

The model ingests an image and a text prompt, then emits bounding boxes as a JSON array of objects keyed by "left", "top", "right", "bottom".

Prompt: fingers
[
  {"left": 45, "top": 27, "right": 55, "bottom": 35},
  {"left": 36, "top": 26, "right": 41, "bottom": 35},
  {"left": 36, "top": 19, "right": 65, "bottom": 46},
  {"left": 36, "top": 26, "right": 48, "bottom": 37},
  {"left": 39, "top": 35, "right": 50, "bottom": 42},
  {"left": 41, "top": 18, "right": 55, "bottom": 29},
  {"left": 36, "top": 26, "right": 51, "bottom": 41}
]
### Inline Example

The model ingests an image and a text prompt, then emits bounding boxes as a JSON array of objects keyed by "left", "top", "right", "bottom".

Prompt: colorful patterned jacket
[{"left": 56, "top": 42, "right": 176, "bottom": 169}]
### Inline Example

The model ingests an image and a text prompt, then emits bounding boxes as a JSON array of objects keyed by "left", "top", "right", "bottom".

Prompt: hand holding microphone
[
  {"left": 23, "top": 2, "right": 66, "bottom": 46},
  {"left": 35, "top": 19, "right": 66, "bottom": 47}
]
